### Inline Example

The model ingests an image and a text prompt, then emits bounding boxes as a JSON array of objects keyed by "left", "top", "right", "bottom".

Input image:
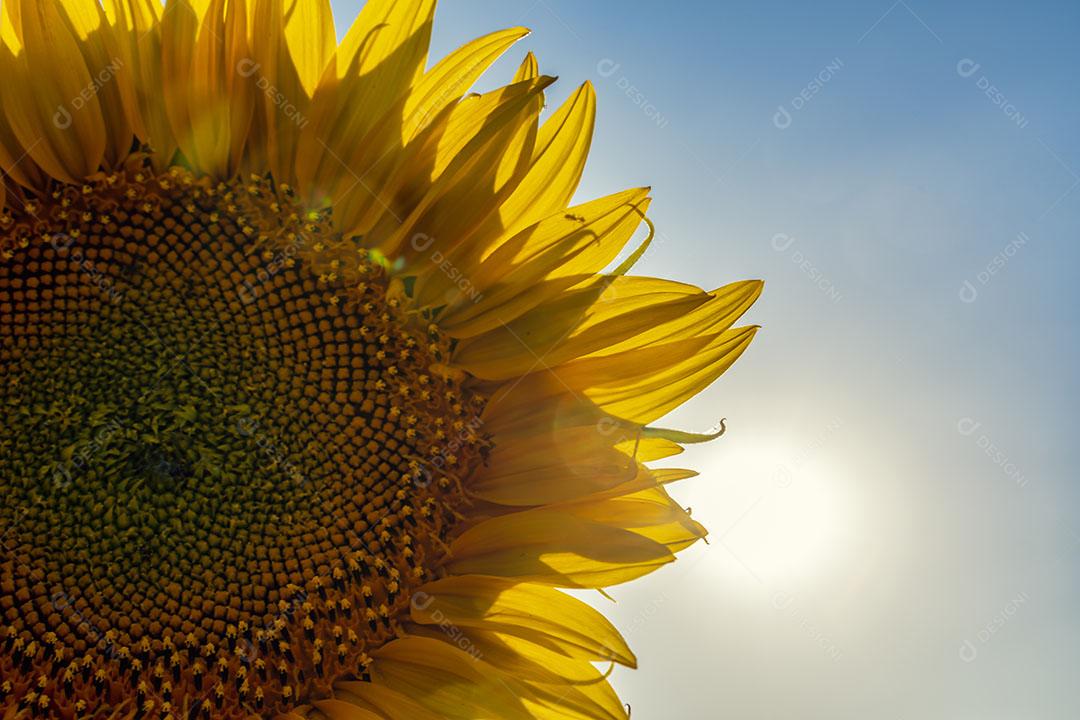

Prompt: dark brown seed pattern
[{"left": 0, "top": 161, "right": 489, "bottom": 719}]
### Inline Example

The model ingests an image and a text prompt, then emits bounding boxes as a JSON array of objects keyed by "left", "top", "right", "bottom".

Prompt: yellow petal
[
  {"left": 381, "top": 76, "right": 547, "bottom": 223},
  {"left": 1, "top": 0, "right": 107, "bottom": 183},
  {"left": 487, "top": 325, "right": 759, "bottom": 427},
  {"left": 513, "top": 51, "right": 538, "bottom": 82},
  {"left": 282, "top": 0, "right": 334, "bottom": 97},
  {"left": 330, "top": 0, "right": 434, "bottom": 86},
  {"left": 296, "top": 26, "right": 529, "bottom": 229},
  {"left": 512, "top": 669, "right": 627, "bottom": 720},
  {"left": 0, "top": 48, "right": 46, "bottom": 189},
  {"left": 403, "top": 626, "right": 603, "bottom": 683},
  {"left": 103, "top": 0, "right": 176, "bottom": 166},
  {"left": 0, "top": 0, "right": 21, "bottom": 43},
  {"left": 377, "top": 76, "right": 550, "bottom": 266},
  {"left": 439, "top": 189, "right": 652, "bottom": 338},
  {"left": 403, "top": 79, "right": 598, "bottom": 313},
  {"left": 333, "top": 682, "right": 445, "bottom": 720},
  {"left": 641, "top": 424, "right": 726, "bottom": 445},
  {"left": 615, "top": 436, "right": 683, "bottom": 462},
  {"left": 561, "top": 486, "right": 708, "bottom": 553},
  {"left": 299, "top": 0, "right": 435, "bottom": 194},
  {"left": 401, "top": 27, "right": 529, "bottom": 142},
  {"left": 370, "top": 636, "right": 532, "bottom": 719},
  {"left": 587, "top": 279, "right": 763, "bottom": 356},
  {"left": 405, "top": 627, "right": 629, "bottom": 720},
  {"left": 56, "top": 0, "right": 138, "bottom": 166},
  {"left": 549, "top": 464, "right": 699, "bottom": 508},
  {"left": 162, "top": 0, "right": 254, "bottom": 176},
  {"left": 468, "top": 425, "right": 638, "bottom": 505},
  {"left": 499, "top": 80, "right": 596, "bottom": 236},
  {"left": 247, "top": 0, "right": 313, "bottom": 180},
  {"left": 566, "top": 326, "right": 760, "bottom": 424},
  {"left": 160, "top": 0, "right": 200, "bottom": 163},
  {"left": 311, "top": 699, "right": 384, "bottom": 720},
  {"left": 448, "top": 511, "right": 674, "bottom": 587},
  {"left": 652, "top": 467, "right": 699, "bottom": 485},
  {"left": 412, "top": 575, "right": 636, "bottom": 667},
  {"left": 416, "top": 77, "right": 595, "bottom": 283},
  {"left": 378, "top": 71, "right": 557, "bottom": 290},
  {"left": 453, "top": 275, "right": 708, "bottom": 380},
  {"left": 482, "top": 382, "right": 618, "bottom": 442}
]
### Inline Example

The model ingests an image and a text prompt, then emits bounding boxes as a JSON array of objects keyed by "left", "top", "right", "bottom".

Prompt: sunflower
[{"left": 0, "top": 0, "right": 761, "bottom": 718}]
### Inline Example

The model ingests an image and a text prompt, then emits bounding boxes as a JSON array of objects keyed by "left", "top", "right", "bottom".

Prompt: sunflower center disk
[{"left": 0, "top": 164, "right": 489, "bottom": 718}]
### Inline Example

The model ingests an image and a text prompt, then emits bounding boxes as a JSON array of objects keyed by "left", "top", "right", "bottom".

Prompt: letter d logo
[
  {"left": 53, "top": 106, "right": 73, "bottom": 130},
  {"left": 956, "top": 58, "right": 981, "bottom": 78},
  {"left": 773, "top": 106, "right": 792, "bottom": 129},
  {"left": 236, "top": 58, "right": 261, "bottom": 78},
  {"left": 596, "top": 59, "right": 621, "bottom": 78},
  {"left": 956, "top": 417, "right": 982, "bottom": 437}
]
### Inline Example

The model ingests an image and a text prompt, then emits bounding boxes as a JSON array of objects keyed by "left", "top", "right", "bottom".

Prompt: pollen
[{"left": 0, "top": 159, "right": 489, "bottom": 718}]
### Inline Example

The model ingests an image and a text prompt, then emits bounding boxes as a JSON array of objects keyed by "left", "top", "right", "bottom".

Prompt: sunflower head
[{"left": 0, "top": 1, "right": 761, "bottom": 718}]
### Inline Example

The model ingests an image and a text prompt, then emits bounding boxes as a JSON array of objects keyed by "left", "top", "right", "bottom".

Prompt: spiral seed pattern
[{"left": 0, "top": 161, "right": 488, "bottom": 719}]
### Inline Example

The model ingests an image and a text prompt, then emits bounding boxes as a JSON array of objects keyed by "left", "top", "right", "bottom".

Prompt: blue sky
[{"left": 330, "top": 2, "right": 1080, "bottom": 717}]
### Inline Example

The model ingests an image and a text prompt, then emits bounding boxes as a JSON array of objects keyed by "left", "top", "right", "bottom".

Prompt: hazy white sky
[{"left": 329, "top": 2, "right": 1080, "bottom": 717}]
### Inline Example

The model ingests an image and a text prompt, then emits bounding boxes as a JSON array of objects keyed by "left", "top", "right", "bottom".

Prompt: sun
[{"left": 690, "top": 438, "right": 849, "bottom": 588}]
